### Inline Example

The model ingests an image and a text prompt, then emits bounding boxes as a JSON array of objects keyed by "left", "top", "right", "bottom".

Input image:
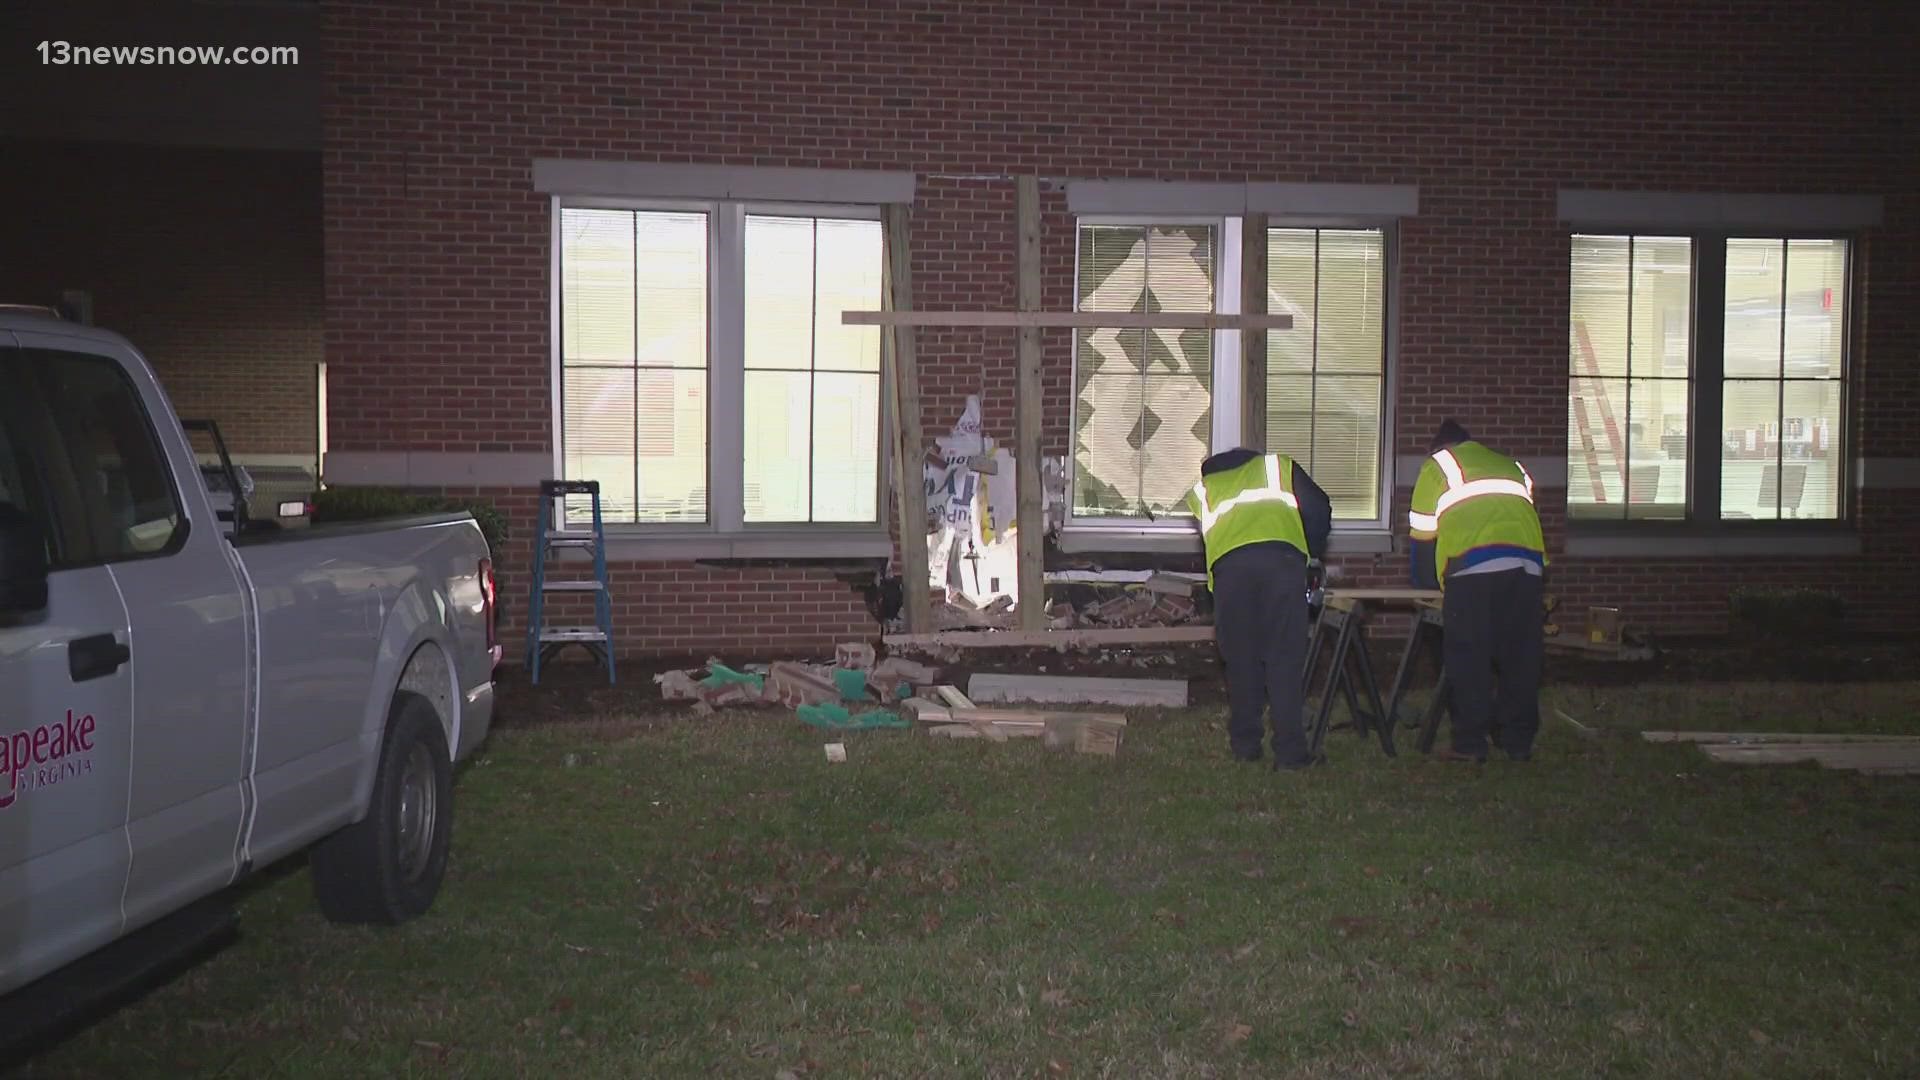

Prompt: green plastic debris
[
  {"left": 797, "top": 703, "right": 911, "bottom": 731},
  {"left": 700, "top": 663, "right": 764, "bottom": 692},
  {"left": 831, "top": 667, "right": 869, "bottom": 701}
]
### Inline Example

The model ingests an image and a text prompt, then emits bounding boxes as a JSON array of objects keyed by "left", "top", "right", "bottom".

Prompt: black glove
[{"left": 1305, "top": 558, "right": 1325, "bottom": 620}]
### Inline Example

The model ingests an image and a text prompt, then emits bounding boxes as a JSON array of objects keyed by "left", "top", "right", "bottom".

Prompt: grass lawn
[{"left": 16, "top": 678, "right": 1920, "bottom": 1078}]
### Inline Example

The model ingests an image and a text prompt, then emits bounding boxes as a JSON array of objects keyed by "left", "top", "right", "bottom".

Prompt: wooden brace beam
[{"left": 843, "top": 310, "right": 1296, "bottom": 330}]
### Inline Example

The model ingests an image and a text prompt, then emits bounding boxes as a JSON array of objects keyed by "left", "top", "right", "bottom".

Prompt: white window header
[
  {"left": 533, "top": 159, "right": 917, "bottom": 205},
  {"left": 1066, "top": 180, "right": 1419, "bottom": 219},
  {"left": 1556, "top": 190, "right": 1884, "bottom": 230}
]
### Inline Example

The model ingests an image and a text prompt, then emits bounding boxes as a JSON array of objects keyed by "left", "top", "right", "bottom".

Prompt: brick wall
[
  {"left": 0, "top": 139, "right": 323, "bottom": 460},
  {"left": 322, "top": 0, "right": 1919, "bottom": 654}
]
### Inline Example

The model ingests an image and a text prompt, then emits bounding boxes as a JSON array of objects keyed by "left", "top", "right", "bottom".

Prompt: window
[
  {"left": 1721, "top": 238, "right": 1847, "bottom": 521},
  {"left": 1265, "top": 228, "right": 1388, "bottom": 521},
  {"left": 1072, "top": 223, "right": 1217, "bottom": 520},
  {"left": 1567, "top": 234, "right": 1850, "bottom": 525},
  {"left": 559, "top": 207, "right": 707, "bottom": 525},
  {"left": 555, "top": 203, "right": 884, "bottom": 531},
  {"left": 2, "top": 348, "right": 185, "bottom": 564},
  {"left": 1567, "top": 235, "right": 1694, "bottom": 520},
  {"left": 1067, "top": 219, "right": 1395, "bottom": 532},
  {"left": 743, "top": 214, "right": 883, "bottom": 524}
]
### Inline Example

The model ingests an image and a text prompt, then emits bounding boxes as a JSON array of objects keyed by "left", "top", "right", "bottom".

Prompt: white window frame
[
  {"left": 1261, "top": 215, "right": 1399, "bottom": 540},
  {"left": 1061, "top": 213, "right": 1398, "bottom": 554},
  {"left": 1065, "top": 213, "right": 1240, "bottom": 533},
  {"left": 548, "top": 196, "right": 892, "bottom": 558}
]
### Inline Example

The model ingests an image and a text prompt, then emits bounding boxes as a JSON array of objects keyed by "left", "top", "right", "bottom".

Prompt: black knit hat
[{"left": 1429, "top": 419, "right": 1471, "bottom": 451}]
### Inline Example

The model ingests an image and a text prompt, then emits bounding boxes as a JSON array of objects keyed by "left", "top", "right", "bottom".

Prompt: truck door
[
  {"left": 0, "top": 341, "right": 137, "bottom": 996},
  {"left": 11, "top": 332, "right": 252, "bottom": 934}
]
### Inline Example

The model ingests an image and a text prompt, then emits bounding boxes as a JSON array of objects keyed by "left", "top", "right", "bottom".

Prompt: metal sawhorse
[
  {"left": 1381, "top": 599, "right": 1452, "bottom": 754},
  {"left": 1302, "top": 594, "right": 1399, "bottom": 758}
]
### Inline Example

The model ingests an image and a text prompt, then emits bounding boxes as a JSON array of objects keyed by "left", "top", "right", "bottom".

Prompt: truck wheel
[{"left": 310, "top": 694, "right": 453, "bottom": 925}]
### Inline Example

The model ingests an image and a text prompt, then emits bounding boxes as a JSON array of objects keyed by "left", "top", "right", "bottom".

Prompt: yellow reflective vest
[
  {"left": 1408, "top": 441, "right": 1546, "bottom": 587},
  {"left": 1186, "top": 452, "right": 1309, "bottom": 592}
]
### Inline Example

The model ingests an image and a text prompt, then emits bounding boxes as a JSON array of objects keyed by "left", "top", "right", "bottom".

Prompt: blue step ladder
[{"left": 525, "top": 479, "right": 615, "bottom": 685}]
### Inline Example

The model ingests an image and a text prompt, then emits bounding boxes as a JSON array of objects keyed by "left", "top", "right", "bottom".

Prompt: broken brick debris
[
  {"left": 835, "top": 642, "right": 876, "bottom": 671},
  {"left": 651, "top": 653, "right": 943, "bottom": 716}
]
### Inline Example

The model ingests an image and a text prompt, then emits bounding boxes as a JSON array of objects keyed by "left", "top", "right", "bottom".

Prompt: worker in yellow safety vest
[
  {"left": 1408, "top": 420, "right": 1547, "bottom": 763},
  {"left": 1186, "top": 447, "right": 1331, "bottom": 770}
]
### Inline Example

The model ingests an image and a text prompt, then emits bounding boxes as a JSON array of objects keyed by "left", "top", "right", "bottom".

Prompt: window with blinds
[
  {"left": 1264, "top": 227, "right": 1387, "bottom": 521},
  {"left": 558, "top": 207, "right": 708, "bottom": 525},
  {"left": 1071, "top": 223, "right": 1217, "bottom": 519}
]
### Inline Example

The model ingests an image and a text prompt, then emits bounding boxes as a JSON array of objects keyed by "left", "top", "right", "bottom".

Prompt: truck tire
[{"left": 310, "top": 694, "right": 454, "bottom": 925}]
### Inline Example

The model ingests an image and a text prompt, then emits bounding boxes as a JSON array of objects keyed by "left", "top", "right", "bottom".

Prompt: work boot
[
  {"left": 1273, "top": 751, "right": 1324, "bottom": 772},
  {"left": 1431, "top": 747, "right": 1486, "bottom": 765}
]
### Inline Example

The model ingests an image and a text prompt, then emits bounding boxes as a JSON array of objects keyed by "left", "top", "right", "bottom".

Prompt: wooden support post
[
  {"left": 1014, "top": 176, "right": 1046, "bottom": 632},
  {"left": 1240, "top": 212, "right": 1269, "bottom": 449},
  {"left": 882, "top": 204, "right": 932, "bottom": 634}
]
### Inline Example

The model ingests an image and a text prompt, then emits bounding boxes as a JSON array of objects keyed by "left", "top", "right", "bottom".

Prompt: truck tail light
[{"left": 478, "top": 557, "right": 500, "bottom": 667}]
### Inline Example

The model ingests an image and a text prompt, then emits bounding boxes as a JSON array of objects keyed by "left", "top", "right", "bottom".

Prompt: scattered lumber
[
  {"left": 922, "top": 706, "right": 1128, "bottom": 756},
  {"left": 965, "top": 672, "right": 1188, "bottom": 708}
]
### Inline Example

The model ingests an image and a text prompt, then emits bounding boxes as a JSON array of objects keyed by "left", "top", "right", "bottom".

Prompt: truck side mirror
[{"left": 0, "top": 502, "right": 50, "bottom": 616}]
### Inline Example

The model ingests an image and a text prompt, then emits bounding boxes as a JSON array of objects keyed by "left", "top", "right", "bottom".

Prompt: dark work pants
[
  {"left": 1211, "top": 542, "right": 1311, "bottom": 766},
  {"left": 1440, "top": 568, "right": 1545, "bottom": 759}
]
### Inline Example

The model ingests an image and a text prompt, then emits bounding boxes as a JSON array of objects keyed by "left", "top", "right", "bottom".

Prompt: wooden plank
[
  {"left": 1014, "top": 175, "right": 1047, "bottom": 632},
  {"left": 843, "top": 310, "right": 1296, "bottom": 329},
  {"left": 965, "top": 672, "right": 1188, "bottom": 708},
  {"left": 1240, "top": 211, "right": 1269, "bottom": 448},
  {"left": 1327, "top": 588, "right": 1443, "bottom": 602},
  {"left": 900, "top": 697, "right": 951, "bottom": 723},
  {"left": 948, "top": 707, "right": 1128, "bottom": 726},
  {"left": 1699, "top": 743, "right": 1920, "bottom": 773},
  {"left": 1553, "top": 708, "right": 1600, "bottom": 740},
  {"left": 883, "top": 625, "right": 1217, "bottom": 649},
  {"left": 1044, "top": 715, "right": 1126, "bottom": 757},
  {"left": 881, "top": 204, "right": 932, "bottom": 635},
  {"left": 1643, "top": 731, "right": 1920, "bottom": 745},
  {"left": 1545, "top": 633, "right": 1654, "bottom": 660},
  {"left": 931, "top": 685, "right": 977, "bottom": 710}
]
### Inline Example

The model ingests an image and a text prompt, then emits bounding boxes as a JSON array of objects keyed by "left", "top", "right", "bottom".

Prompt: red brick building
[{"left": 318, "top": 0, "right": 1918, "bottom": 655}]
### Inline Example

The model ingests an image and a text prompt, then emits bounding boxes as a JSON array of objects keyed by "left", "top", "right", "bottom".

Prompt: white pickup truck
[{"left": 0, "top": 311, "right": 499, "bottom": 1040}]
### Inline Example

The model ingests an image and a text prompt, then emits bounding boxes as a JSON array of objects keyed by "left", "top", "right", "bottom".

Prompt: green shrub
[
  {"left": 1727, "top": 585, "right": 1845, "bottom": 640},
  {"left": 312, "top": 486, "right": 509, "bottom": 556}
]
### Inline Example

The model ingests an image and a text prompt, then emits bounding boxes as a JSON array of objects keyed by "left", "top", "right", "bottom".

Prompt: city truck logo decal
[{"left": 0, "top": 711, "right": 97, "bottom": 809}]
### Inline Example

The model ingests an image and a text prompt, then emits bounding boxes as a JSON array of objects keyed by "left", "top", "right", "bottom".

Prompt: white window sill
[
  {"left": 584, "top": 531, "right": 892, "bottom": 561},
  {"left": 1564, "top": 531, "right": 1861, "bottom": 558},
  {"left": 1056, "top": 527, "right": 1394, "bottom": 556}
]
